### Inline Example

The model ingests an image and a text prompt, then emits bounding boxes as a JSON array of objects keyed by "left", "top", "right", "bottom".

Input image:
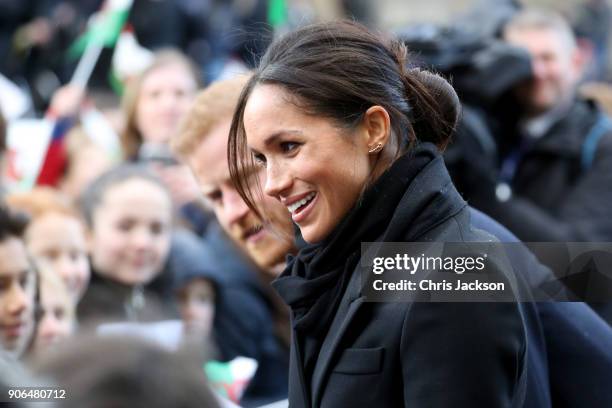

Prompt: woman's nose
[{"left": 263, "top": 162, "right": 291, "bottom": 198}]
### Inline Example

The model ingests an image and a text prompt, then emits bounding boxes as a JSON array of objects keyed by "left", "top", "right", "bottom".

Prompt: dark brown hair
[{"left": 228, "top": 20, "right": 460, "bottom": 214}]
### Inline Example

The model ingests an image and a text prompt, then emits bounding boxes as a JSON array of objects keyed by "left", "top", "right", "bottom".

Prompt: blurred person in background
[
  {"left": 6, "top": 187, "right": 90, "bottom": 302},
  {"left": 32, "top": 335, "right": 222, "bottom": 408},
  {"left": 32, "top": 266, "right": 76, "bottom": 352},
  {"left": 573, "top": 0, "right": 612, "bottom": 81},
  {"left": 78, "top": 163, "right": 283, "bottom": 407},
  {"left": 121, "top": 49, "right": 210, "bottom": 234},
  {"left": 121, "top": 49, "right": 200, "bottom": 160},
  {"left": 77, "top": 165, "right": 175, "bottom": 323},
  {"left": 467, "top": 8, "right": 612, "bottom": 324},
  {"left": 170, "top": 246, "right": 261, "bottom": 404},
  {"left": 0, "top": 204, "right": 36, "bottom": 360},
  {"left": 173, "top": 76, "right": 293, "bottom": 406},
  {"left": 469, "top": 9, "right": 612, "bottom": 244},
  {"left": 173, "top": 262, "right": 216, "bottom": 349},
  {"left": 168, "top": 209, "right": 287, "bottom": 408}
]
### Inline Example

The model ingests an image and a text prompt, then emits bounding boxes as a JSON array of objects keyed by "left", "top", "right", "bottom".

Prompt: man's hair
[
  {"left": 503, "top": 8, "right": 577, "bottom": 50},
  {"left": 0, "top": 203, "right": 28, "bottom": 242},
  {"left": 171, "top": 74, "right": 252, "bottom": 159}
]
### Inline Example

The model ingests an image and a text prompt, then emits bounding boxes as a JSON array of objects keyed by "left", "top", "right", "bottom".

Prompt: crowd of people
[{"left": 1, "top": 1, "right": 612, "bottom": 407}]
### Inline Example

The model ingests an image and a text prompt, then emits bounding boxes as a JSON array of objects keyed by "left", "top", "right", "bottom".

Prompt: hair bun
[{"left": 410, "top": 69, "right": 461, "bottom": 131}]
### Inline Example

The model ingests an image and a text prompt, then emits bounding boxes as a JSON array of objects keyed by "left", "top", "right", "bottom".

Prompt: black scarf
[{"left": 272, "top": 143, "right": 467, "bottom": 340}]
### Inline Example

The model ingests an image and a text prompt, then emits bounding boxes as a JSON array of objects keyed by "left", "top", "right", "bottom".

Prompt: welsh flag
[
  {"left": 205, "top": 357, "right": 258, "bottom": 404},
  {"left": 68, "top": 0, "right": 133, "bottom": 59},
  {"left": 109, "top": 25, "right": 154, "bottom": 94}
]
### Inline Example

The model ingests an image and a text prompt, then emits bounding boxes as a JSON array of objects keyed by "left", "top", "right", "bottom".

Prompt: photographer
[{"left": 468, "top": 9, "right": 612, "bottom": 246}]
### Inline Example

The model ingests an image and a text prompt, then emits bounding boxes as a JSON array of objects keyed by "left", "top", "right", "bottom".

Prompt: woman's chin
[{"left": 299, "top": 226, "right": 327, "bottom": 244}]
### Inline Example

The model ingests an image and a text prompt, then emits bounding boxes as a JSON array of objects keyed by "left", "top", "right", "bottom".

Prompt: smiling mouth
[
  {"left": 2, "top": 323, "right": 25, "bottom": 338},
  {"left": 287, "top": 192, "right": 316, "bottom": 215}
]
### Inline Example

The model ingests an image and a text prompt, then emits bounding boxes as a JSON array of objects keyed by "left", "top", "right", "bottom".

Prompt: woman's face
[
  {"left": 243, "top": 84, "right": 373, "bottom": 243},
  {"left": 135, "top": 62, "right": 198, "bottom": 145},
  {"left": 90, "top": 179, "right": 172, "bottom": 286},
  {"left": 27, "top": 214, "right": 90, "bottom": 301}
]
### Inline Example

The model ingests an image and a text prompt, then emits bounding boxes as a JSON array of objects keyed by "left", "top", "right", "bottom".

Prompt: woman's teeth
[{"left": 287, "top": 192, "right": 316, "bottom": 214}]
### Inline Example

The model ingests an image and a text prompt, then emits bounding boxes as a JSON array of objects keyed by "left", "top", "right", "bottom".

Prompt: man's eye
[{"left": 280, "top": 142, "right": 299, "bottom": 153}]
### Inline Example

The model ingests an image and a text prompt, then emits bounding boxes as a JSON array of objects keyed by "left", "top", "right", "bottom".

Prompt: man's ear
[{"left": 362, "top": 105, "right": 391, "bottom": 152}]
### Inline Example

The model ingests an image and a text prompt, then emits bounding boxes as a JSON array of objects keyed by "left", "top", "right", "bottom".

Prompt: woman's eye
[
  {"left": 206, "top": 190, "right": 222, "bottom": 204},
  {"left": 280, "top": 142, "right": 299, "bottom": 153},
  {"left": 253, "top": 153, "right": 267, "bottom": 166}
]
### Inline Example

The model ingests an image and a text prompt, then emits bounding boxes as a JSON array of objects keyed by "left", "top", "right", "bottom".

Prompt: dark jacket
[
  {"left": 471, "top": 98, "right": 612, "bottom": 242},
  {"left": 467, "top": 97, "right": 612, "bottom": 324},
  {"left": 275, "top": 145, "right": 538, "bottom": 408},
  {"left": 78, "top": 241, "right": 178, "bottom": 325},
  {"left": 470, "top": 208, "right": 612, "bottom": 408}
]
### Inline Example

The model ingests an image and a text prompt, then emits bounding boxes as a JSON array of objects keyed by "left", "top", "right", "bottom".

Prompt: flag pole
[{"left": 70, "top": 40, "right": 104, "bottom": 89}]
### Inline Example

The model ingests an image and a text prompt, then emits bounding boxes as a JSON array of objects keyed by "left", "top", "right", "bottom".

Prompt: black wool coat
[{"left": 282, "top": 154, "right": 536, "bottom": 408}]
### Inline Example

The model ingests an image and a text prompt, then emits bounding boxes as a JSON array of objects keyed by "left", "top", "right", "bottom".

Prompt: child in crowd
[
  {"left": 171, "top": 241, "right": 260, "bottom": 405},
  {"left": 77, "top": 164, "right": 175, "bottom": 324},
  {"left": 173, "top": 265, "right": 216, "bottom": 346},
  {"left": 122, "top": 49, "right": 210, "bottom": 235},
  {"left": 0, "top": 204, "right": 37, "bottom": 360},
  {"left": 6, "top": 188, "right": 90, "bottom": 302},
  {"left": 33, "top": 267, "right": 76, "bottom": 352}
]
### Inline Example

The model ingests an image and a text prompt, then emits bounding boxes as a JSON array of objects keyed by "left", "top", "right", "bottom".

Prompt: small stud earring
[{"left": 368, "top": 143, "right": 383, "bottom": 153}]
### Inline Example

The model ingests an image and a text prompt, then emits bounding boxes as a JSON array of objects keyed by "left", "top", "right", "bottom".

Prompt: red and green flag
[{"left": 68, "top": 0, "right": 133, "bottom": 59}]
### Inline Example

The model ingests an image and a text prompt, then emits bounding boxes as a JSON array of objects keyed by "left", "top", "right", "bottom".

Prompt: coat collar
[{"left": 308, "top": 153, "right": 466, "bottom": 406}]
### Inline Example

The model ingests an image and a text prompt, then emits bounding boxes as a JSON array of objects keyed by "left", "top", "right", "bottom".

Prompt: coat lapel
[
  {"left": 311, "top": 268, "right": 365, "bottom": 406},
  {"left": 288, "top": 327, "right": 310, "bottom": 408}
]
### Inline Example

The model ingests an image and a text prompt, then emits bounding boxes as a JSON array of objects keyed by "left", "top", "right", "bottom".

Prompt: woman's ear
[{"left": 362, "top": 106, "right": 391, "bottom": 153}]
